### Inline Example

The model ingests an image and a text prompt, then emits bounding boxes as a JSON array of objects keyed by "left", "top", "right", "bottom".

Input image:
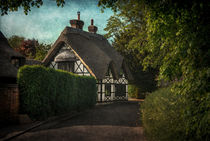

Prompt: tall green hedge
[{"left": 17, "top": 65, "right": 97, "bottom": 120}]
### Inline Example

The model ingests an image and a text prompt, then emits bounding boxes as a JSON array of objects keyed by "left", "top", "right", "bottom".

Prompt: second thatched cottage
[{"left": 42, "top": 12, "right": 133, "bottom": 102}]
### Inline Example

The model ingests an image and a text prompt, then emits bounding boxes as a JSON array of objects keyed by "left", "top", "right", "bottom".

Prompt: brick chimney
[
  {"left": 88, "top": 19, "right": 98, "bottom": 34},
  {"left": 70, "top": 11, "right": 84, "bottom": 30}
]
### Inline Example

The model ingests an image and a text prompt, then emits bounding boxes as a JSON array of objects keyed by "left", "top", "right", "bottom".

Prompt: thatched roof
[
  {"left": 0, "top": 31, "right": 25, "bottom": 80},
  {"left": 0, "top": 31, "right": 24, "bottom": 60},
  {"left": 43, "top": 27, "right": 133, "bottom": 80}
]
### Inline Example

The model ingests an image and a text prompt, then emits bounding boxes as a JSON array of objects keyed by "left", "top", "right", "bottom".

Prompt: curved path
[{"left": 10, "top": 101, "right": 146, "bottom": 141}]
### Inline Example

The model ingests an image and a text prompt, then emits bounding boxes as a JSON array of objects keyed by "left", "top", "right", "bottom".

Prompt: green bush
[
  {"left": 128, "top": 84, "right": 149, "bottom": 99},
  {"left": 141, "top": 86, "right": 210, "bottom": 141},
  {"left": 128, "top": 85, "right": 138, "bottom": 98},
  {"left": 184, "top": 92, "right": 210, "bottom": 141},
  {"left": 141, "top": 87, "right": 186, "bottom": 141},
  {"left": 17, "top": 65, "right": 97, "bottom": 120}
]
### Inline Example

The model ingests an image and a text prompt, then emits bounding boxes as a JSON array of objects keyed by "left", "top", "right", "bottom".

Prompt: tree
[
  {"left": 99, "top": 0, "right": 210, "bottom": 140},
  {"left": 17, "top": 39, "right": 38, "bottom": 58},
  {"left": 8, "top": 36, "right": 50, "bottom": 61},
  {"left": 8, "top": 35, "right": 25, "bottom": 50},
  {"left": 0, "top": 0, "right": 65, "bottom": 15},
  {"left": 103, "top": 1, "right": 157, "bottom": 96},
  {"left": 34, "top": 43, "right": 51, "bottom": 61},
  {"left": 140, "top": 1, "right": 210, "bottom": 140}
]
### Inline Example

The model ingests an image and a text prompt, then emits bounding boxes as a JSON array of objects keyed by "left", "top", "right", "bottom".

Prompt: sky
[{"left": 0, "top": 0, "right": 113, "bottom": 44}]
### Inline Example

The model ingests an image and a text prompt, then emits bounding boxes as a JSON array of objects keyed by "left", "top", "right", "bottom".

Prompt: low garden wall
[{"left": 18, "top": 65, "right": 97, "bottom": 120}]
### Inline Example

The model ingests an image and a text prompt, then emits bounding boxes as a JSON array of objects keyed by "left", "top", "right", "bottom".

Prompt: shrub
[
  {"left": 128, "top": 85, "right": 138, "bottom": 98},
  {"left": 17, "top": 65, "right": 97, "bottom": 120},
  {"left": 184, "top": 92, "right": 210, "bottom": 141},
  {"left": 128, "top": 84, "right": 149, "bottom": 99},
  {"left": 141, "top": 87, "right": 186, "bottom": 141}
]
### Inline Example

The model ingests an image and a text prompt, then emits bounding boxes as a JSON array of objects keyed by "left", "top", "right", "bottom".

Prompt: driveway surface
[{"left": 4, "top": 101, "right": 146, "bottom": 141}]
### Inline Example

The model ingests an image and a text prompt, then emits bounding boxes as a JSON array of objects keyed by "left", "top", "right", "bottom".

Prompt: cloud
[{"left": 0, "top": 0, "right": 113, "bottom": 44}]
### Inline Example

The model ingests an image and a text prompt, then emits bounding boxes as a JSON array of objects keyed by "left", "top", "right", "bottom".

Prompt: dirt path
[{"left": 5, "top": 101, "right": 146, "bottom": 141}]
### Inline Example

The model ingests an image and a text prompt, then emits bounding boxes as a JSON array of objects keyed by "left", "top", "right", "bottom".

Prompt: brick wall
[{"left": 0, "top": 84, "right": 19, "bottom": 125}]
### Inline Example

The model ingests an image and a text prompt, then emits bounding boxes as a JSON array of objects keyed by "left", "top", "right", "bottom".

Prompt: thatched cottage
[{"left": 42, "top": 12, "right": 133, "bottom": 102}]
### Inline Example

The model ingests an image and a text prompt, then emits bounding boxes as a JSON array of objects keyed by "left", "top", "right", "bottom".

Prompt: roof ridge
[{"left": 63, "top": 26, "right": 105, "bottom": 41}]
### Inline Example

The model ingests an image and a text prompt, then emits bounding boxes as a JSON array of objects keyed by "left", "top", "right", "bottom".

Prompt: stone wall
[{"left": 0, "top": 84, "right": 19, "bottom": 125}]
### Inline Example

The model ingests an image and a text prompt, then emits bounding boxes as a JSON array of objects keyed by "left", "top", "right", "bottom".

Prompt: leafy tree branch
[{"left": 0, "top": 0, "right": 65, "bottom": 15}]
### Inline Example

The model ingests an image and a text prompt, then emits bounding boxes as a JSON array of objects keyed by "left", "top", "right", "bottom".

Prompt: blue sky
[{"left": 0, "top": 0, "right": 113, "bottom": 44}]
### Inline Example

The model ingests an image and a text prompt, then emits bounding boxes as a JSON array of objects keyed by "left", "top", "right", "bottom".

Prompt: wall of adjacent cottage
[{"left": 0, "top": 84, "right": 19, "bottom": 125}]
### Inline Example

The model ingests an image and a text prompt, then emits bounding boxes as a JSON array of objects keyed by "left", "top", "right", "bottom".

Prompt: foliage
[
  {"left": 8, "top": 35, "right": 25, "bottom": 50},
  {"left": 8, "top": 36, "right": 50, "bottom": 61},
  {"left": 17, "top": 39, "right": 38, "bottom": 58},
  {"left": 17, "top": 65, "right": 97, "bottom": 120},
  {"left": 128, "top": 84, "right": 149, "bottom": 99},
  {"left": 141, "top": 87, "right": 186, "bottom": 141},
  {"left": 99, "top": 0, "right": 210, "bottom": 140},
  {"left": 141, "top": 1, "right": 210, "bottom": 140},
  {"left": 34, "top": 43, "right": 51, "bottom": 61},
  {"left": 0, "top": 0, "right": 65, "bottom": 15},
  {"left": 103, "top": 1, "right": 157, "bottom": 94},
  {"left": 128, "top": 85, "right": 137, "bottom": 98}
]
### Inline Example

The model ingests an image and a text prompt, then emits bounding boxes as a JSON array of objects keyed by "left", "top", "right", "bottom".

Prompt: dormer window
[
  {"left": 57, "top": 61, "right": 74, "bottom": 72},
  {"left": 54, "top": 49, "right": 76, "bottom": 73}
]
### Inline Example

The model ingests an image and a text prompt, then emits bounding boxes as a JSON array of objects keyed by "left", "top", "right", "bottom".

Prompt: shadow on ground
[
  {"left": 30, "top": 101, "right": 142, "bottom": 132},
  {"left": 2, "top": 101, "right": 146, "bottom": 141}
]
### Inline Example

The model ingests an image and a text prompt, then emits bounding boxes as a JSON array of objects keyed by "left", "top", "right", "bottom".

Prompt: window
[
  {"left": 57, "top": 61, "right": 75, "bottom": 73},
  {"left": 115, "top": 84, "right": 126, "bottom": 96},
  {"left": 105, "top": 83, "right": 111, "bottom": 96}
]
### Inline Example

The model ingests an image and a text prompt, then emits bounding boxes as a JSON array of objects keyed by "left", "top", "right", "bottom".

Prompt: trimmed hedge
[
  {"left": 17, "top": 65, "right": 97, "bottom": 120},
  {"left": 141, "top": 87, "right": 186, "bottom": 141}
]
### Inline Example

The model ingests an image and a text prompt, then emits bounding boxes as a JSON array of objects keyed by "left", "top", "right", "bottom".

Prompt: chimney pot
[
  {"left": 77, "top": 11, "right": 80, "bottom": 20},
  {"left": 88, "top": 19, "right": 98, "bottom": 34},
  {"left": 69, "top": 11, "right": 84, "bottom": 30},
  {"left": 91, "top": 19, "right": 94, "bottom": 25}
]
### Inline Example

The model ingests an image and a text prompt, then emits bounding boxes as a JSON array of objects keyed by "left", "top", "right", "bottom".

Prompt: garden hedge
[
  {"left": 141, "top": 87, "right": 209, "bottom": 141},
  {"left": 141, "top": 87, "right": 186, "bottom": 141},
  {"left": 17, "top": 65, "right": 97, "bottom": 120}
]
